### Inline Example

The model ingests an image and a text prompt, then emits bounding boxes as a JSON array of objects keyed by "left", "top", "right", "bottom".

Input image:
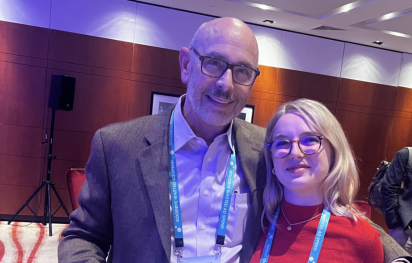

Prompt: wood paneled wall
[{"left": 1, "top": 20, "right": 412, "bottom": 230}]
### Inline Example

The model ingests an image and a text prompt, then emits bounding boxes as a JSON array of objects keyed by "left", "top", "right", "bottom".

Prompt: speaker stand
[{"left": 8, "top": 108, "right": 70, "bottom": 236}]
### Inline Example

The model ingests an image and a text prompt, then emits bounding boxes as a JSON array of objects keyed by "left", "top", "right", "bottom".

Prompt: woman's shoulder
[{"left": 329, "top": 215, "right": 381, "bottom": 239}]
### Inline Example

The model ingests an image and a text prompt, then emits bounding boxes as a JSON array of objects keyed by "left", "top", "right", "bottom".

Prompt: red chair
[{"left": 66, "top": 169, "right": 86, "bottom": 211}]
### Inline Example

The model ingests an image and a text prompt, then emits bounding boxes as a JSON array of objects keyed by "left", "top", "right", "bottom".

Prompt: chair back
[{"left": 66, "top": 169, "right": 86, "bottom": 211}]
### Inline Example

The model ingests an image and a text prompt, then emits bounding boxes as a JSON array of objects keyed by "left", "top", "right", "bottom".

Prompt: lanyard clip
[
  {"left": 213, "top": 246, "right": 222, "bottom": 256},
  {"left": 174, "top": 248, "right": 184, "bottom": 258}
]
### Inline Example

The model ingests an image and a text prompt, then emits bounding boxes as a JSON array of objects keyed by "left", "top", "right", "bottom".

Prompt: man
[
  {"left": 382, "top": 147, "right": 412, "bottom": 255},
  {"left": 59, "top": 17, "right": 266, "bottom": 263}
]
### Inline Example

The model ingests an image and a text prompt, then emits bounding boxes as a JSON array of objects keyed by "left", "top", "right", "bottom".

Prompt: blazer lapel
[
  {"left": 138, "top": 110, "right": 173, "bottom": 261},
  {"left": 234, "top": 120, "right": 266, "bottom": 263}
]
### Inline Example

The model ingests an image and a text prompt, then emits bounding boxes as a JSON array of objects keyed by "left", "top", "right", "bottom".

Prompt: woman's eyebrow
[{"left": 272, "top": 131, "right": 318, "bottom": 140}]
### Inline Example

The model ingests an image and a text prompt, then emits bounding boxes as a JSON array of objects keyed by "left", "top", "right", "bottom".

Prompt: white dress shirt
[{"left": 169, "top": 96, "right": 250, "bottom": 263}]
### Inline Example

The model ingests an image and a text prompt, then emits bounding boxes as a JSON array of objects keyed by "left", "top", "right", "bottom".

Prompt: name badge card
[{"left": 177, "top": 255, "right": 221, "bottom": 263}]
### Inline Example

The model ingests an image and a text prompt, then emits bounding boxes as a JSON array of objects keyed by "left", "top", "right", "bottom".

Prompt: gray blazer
[{"left": 58, "top": 107, "right": 267, "bottom": 263}]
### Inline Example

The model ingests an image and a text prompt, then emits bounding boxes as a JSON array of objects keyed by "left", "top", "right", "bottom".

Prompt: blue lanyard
[
  {"left": 169, "top": 109, "right": 237, "bottom": 250},
  {"left": 259, "top": 206, "right": 331, "bottom": 263}
]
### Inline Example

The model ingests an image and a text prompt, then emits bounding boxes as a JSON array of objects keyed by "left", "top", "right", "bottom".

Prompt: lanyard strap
[
  {"left": 259, "top": 206, "right": 330, "bottom": 263},
  {"left": 169, "top": 109, "right": 236, "bottom": 250}
]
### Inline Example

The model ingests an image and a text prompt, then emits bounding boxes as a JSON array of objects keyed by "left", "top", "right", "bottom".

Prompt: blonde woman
[{"left": 250, "top": 98, "right": 386, "bottom": 262}]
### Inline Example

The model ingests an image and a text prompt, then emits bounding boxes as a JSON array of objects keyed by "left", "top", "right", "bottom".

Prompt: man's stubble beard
[{"left": 186, "top": 79, "right": 246, "bottom": 127}]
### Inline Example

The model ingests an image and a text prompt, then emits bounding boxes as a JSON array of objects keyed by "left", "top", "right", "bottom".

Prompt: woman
[{"left": 250, "top": 98, "right": 383, "bottom": 262}]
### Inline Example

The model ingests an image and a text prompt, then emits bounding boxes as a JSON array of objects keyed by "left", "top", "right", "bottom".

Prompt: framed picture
[
  {"left": 150, "top": 92, "right": 180, "bottom": 115},
  {"left": 237, "top": 104, "right": 255, "bottom": 123}
]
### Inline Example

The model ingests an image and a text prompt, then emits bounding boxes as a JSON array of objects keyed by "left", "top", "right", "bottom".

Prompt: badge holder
[{"left": 177, "top": 246, "right": 222, "bottom": 263}]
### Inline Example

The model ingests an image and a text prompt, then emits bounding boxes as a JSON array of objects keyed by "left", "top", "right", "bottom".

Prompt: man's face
[{"left": 183, "top": 33, "right": 258, "bottom": 127}]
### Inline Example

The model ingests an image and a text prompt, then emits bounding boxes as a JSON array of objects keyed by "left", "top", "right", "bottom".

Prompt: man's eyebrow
[{"left": 204, "top": 51, "right": 255, "bottom": 68}]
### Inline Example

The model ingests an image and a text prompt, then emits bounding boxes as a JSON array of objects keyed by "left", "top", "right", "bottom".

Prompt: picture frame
[
  {"left": 237, "top": 104, "right": 255, "bottom": 123},
  {"left": 150, "top": 92, "right": 180, "bottom": 115}
]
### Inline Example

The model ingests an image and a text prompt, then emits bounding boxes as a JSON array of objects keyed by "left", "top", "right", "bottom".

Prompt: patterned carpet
[{"left": 0, "top": 221, "right": 68, "bottom": 263}]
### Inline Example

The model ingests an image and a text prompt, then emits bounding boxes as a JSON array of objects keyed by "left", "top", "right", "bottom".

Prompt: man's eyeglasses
[
  {"left": 266, "top": 135, "right": 325, "bottom": 158},
  {"left": 191, "top": 48, "right": 260, "bottom": 86}
]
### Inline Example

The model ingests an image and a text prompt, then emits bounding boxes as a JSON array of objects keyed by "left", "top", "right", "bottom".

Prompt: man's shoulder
[
  {"left": 98, "top": 112, "right": 170, "bottom": 139},
  {"left": 234, "top": 119, "right": 266, "bottom": 139}
]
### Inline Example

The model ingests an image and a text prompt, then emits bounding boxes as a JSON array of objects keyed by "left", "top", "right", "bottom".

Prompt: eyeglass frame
[
  {"left": 191, "top": 48, "right": 260, "bottom": 86},
  {"left": 266, "top": 135, "right": 326, "bottom": 159}
]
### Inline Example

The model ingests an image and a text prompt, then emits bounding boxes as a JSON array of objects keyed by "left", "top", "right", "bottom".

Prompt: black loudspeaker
[{"left": 48, "top": 75, "right": 76, "bottom": 111}]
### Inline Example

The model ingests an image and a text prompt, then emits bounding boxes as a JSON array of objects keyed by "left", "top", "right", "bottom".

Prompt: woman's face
[{"left": 271, "top": 111, "right": 334, "bottom": 203}]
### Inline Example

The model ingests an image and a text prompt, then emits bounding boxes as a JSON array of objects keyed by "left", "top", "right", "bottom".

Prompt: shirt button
[
  {"left": 203, "top": 190, "right": 209, "bottom": 196},
  {"left": 201, "top": 224, "right": 206, "bottom": 230}
]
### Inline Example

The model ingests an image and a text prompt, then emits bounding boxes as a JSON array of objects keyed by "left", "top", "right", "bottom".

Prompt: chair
[{"left": 66, "top": 169, "right": 86, "bottom": 211}]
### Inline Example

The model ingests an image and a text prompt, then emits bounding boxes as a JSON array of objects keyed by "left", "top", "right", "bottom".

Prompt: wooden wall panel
[
  {"left": 387, "top": 116, "right": 412, "bottom": 161},
  {"left": 128, "top": 81, "right": 186, "bottom": 120},
  {"left": 46, "top": 70, "right": 131, "bottom": 134},
  {"left": 276, "top": 68, "right": 340, "bottom": 103},
  {"left": 356, "top": 161, "right": 380, "bottom": 200},
  {"left": 0, "top": 21, "right": 49, "bottom": 58},
  {"left": 132, "top": 44, "right": 181, "bottom": 79},
  {"left": 0, "top": 125, "right": 44, "bottom": 157},
  {"left": 132, "top": 73, "right": 185, "bottom": 88},
  {"left": 253, "top": 65, "right": 277, "bottom": 94},
  {"left": 0, "top": 185, "right": 40, "bottom": 215},
  {"left": 48, "top": 30, "right": 133, "bottom": 72},
  {"left": 0, "top": 61, "right": 46, "bottom": 127},
  {"left": 52, "top": 130, "right": 94, "bottom": 162},
  {"left": 0, "top": 53, "right": 47, "bottom": 68},
  {"left": 336, "top": 103, "right": 393, "bottom": 117},
  {"left": 0, "top": 155, "right": 42, "bottom": 187},
  {"left": 394, "top": 86, "right": 412, "bottom": 113},
  {"left": 246, "top": 98, "right": 274, "bottom": 128},
  {"left": 338, "top": 78, "right": 397, "bottom": 110},
  {"left": 48, "top": 60, "right": 131, "bottom": 80},
  {"left": 336, "top": 110, "right": 393, "bottom": 163}
]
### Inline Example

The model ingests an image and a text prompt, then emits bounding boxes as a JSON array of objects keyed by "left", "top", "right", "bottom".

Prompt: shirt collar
[{"left": 173, "top": 95, "right": 235, "bottom": 152}]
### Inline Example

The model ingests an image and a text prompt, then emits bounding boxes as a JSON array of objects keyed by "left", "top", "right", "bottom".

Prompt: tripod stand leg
[
  {"left": 50, "top": 183, "right": 71, "bottom": 217},
  {"left": 8, "top": 182, "right": 46, "bottom": 225},
  {"left": 43, "top": 183, "right": 49, "bottom": 226},
  {"left": 47, "top": 183, "right": 52, "bottom": 236}
]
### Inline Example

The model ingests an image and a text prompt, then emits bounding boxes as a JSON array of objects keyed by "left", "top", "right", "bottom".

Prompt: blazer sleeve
[
  {"left": 368, "top": 220, "right": 410, "bottom": 263},
  {"left": 381, "top": 148, "right": 409, "bottom": 229},
  {"left": 58, "top": 129, "right": 113, "bottom": 263}
]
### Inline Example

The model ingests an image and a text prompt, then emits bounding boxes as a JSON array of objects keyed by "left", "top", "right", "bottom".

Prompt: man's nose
[{"left": 216, "top": 69, "right": 234, "bottom": 91}]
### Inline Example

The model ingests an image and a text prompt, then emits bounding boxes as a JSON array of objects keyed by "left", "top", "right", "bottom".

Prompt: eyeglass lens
[
  {"left": 270, "top": 135, "right": 322, "bottom": 158},
  {"left": 202, "top": 57, "right": 257, "bottom": 86}
]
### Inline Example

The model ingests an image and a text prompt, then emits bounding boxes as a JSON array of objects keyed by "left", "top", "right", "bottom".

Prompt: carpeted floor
[{"left": 0, "top": 221, "right": 68, "bottom": 263}]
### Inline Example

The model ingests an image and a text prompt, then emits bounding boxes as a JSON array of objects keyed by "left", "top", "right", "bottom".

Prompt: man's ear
[{"left": 179, "top": 47, "right": 190, "bottom": 85}]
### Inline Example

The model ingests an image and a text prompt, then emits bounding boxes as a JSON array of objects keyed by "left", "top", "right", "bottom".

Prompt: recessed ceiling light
[
  {"left": 372, "top": 40, "right": 384, "bottom": 45},
  {"left": 263, "top": 20, "right": 275, "bottom": 24}
]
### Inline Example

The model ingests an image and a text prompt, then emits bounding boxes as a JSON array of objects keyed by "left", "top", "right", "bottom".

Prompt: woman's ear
[
  {"left": 272, "top": 168, "right": 276, "bottom": 175},
  {"left": 179, "top": 47, "right": 191, "bottom": 85}
]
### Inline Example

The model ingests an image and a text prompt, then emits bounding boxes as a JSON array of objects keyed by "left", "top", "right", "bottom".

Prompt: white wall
[
  {"left": 278, "top": 31, "right": 345, "bottom": 77},
  {"left": 399, "top": 53, "right": 412, "bottom": 89},
  {"left": 0, "top": 0, "right": 410, "bottom": 86},
  {"left": 341, "top": 43, "right": 403, "bottom": 86}
]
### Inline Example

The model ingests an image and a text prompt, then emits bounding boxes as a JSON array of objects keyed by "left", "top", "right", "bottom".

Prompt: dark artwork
[
  {"left": 237, "top": 112, "right": 246, "bottom": 120},
  {"left": 158, "top": 102, "right": 175, "bottom": 113}
]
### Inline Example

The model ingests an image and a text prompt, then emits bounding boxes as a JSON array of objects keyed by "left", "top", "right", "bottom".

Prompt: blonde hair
[{"left": 263, "top": 98, "right": 361, "bottom": 223}]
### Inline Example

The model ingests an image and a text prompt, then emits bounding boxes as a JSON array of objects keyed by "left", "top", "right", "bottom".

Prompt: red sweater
[{"left": 250, "top": 201, "right": 384, "bottom": 263}]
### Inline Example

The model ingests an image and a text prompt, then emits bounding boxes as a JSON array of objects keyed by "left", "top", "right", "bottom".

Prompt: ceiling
[{"left": 134, "top": 0, "right": 412, "bottom": 54}]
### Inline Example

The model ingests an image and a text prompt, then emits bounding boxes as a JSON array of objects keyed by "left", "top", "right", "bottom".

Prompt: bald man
[{"left": 58, "top": 17, "right": 266, "bottom": 263}]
